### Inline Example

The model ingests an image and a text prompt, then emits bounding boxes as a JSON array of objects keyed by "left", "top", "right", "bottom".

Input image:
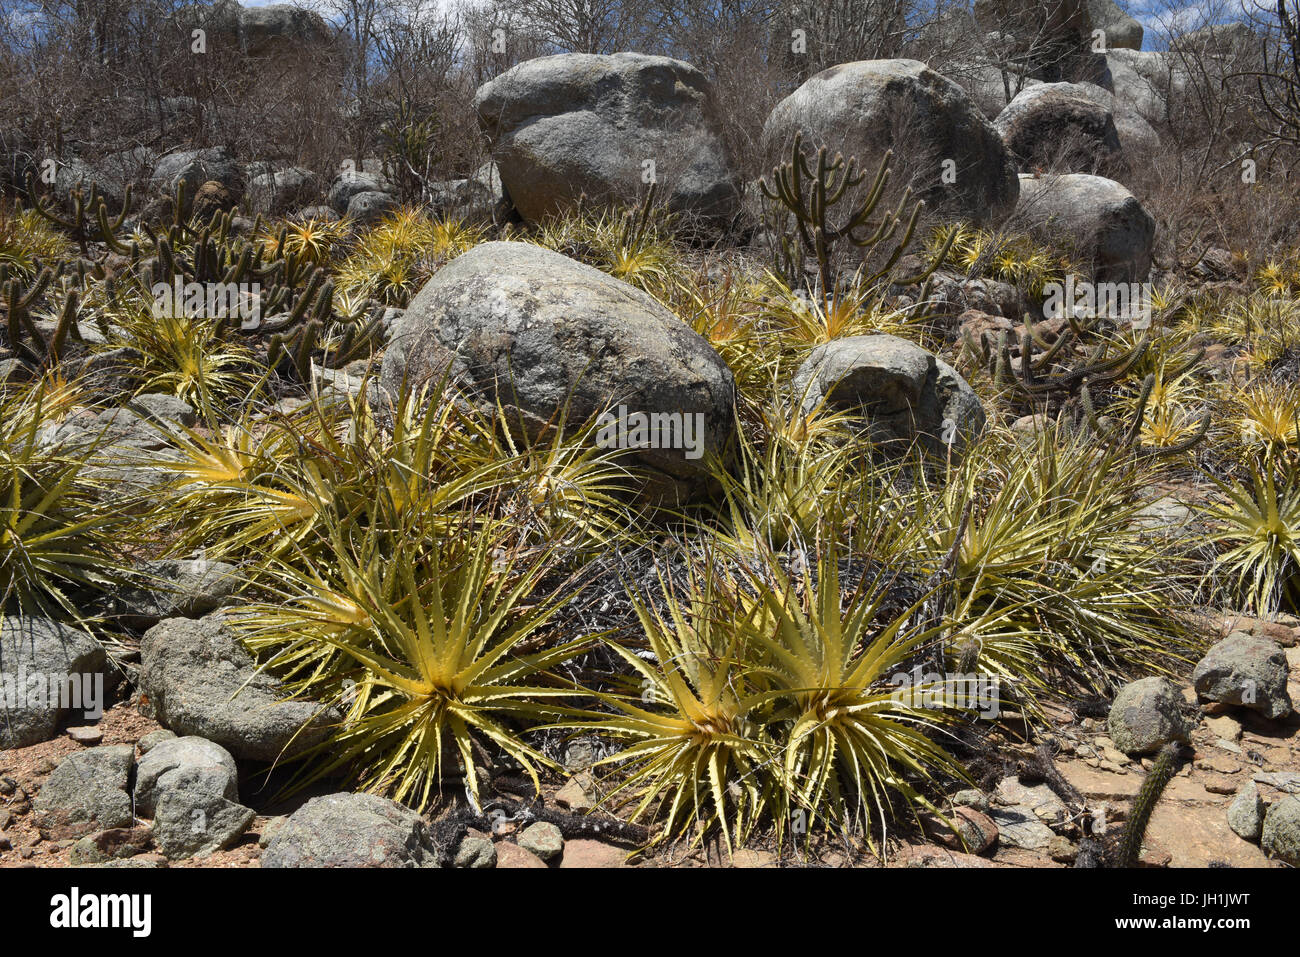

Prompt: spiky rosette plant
[
  {"left": 237, "top": 513, "right": 589, "bottom": 809},
  {"left": 0, "top": 377, "right": 138, "bottom": 619}
]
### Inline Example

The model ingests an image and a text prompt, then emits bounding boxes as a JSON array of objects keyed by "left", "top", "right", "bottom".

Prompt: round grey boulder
[
  {"left": 761, "top": 59, "right": 1019, "bottom": 227},
  {"left": 1087, "top": 0, "right": 1143, "bottom": 50},
  {"left": 474, "top": 52, "right": 742, "bottom": 227},
  {"left": 247, "top": 166, "right": 318, "bottom": 215},
  {"left": 0, "top": 616, "right": 108, "bottom": 748},
  {"left": 993, "top": 83, "right": 1123, "bottom": 174},
  {"left": 381, "top": 241, "right": 737, "bottom": 504},
  {"left": 790, "top": 334, "right": 985, "bottom": 454},
  {"left": 1192, "top": 632, "right": 1292, "bottom": 720},
  {"left": 1014, "top": 172, "right": 1155, "bottom": 282},
  {"left": 33, "top": 746, "right": 134, "bottom": 840},
  {"left": 134, "top": 735, "right": 239, "bottom": 817},
  {"left": 1261, "top": 795, "right": 1300, "bottom": 866},
  {"left": 138, "top": 613, "right": 340, "bottom": 762},
  {"left": 150, "top": 146, "right": 244, "bottom": 202},
  {"left": 1107, "top": 677, "right": 1193, "bottom": 756},
  {"left": 345, "top": 190, "right": 399, "bottom": 226},
  {"left": 261, "top": 792, "right": 438, "bottom": 868},
  {"left": 328, "top": 169, "right": 393, "bottom": 213}
]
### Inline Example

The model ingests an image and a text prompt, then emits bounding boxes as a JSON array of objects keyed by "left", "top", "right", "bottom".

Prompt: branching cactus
[{"left": 760, "top": 131, "right": 951, "bottom": 302}]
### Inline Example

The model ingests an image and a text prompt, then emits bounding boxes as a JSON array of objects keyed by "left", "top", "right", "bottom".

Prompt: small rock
[
  {"left": 69, "top": 827, "right": 152, "bottom": 865},
  {"left": 559, "top": 839, "right": 627, "bottom": 868},
  {"left": 939, "top": 807, "right": 999, "bottom": 855},
  {"left": 134, "top": 736, "right": 239, "bottom": 817},
  {"left": 1192, "top": 632, "right": 1293, "bottom": 720},
  {"left": 952, "top": 789, "right": 991, "bottom": 813},
  {"left": 258, "top": 817, "right": 287, "bottom": 848},
  {"left": 33, "top": 746, "right": 134, "bottom": 840},
  {"left": 1046, "top": 834, "right": 1077, "bottom": 863},
  {"left": 152, "top": 770, "right": 255, "bottom": 860},
  {"left": 1253, "top": 771, "right": 1300, "bottom": 794},
  {"left": 1227, "top": 783, "right": 1266, "bottom": 843},
  {"left": 137, "top": 730, "right": 176, "bottom": 754},
  {"left": 517, "top": 821, "right": 564, "bottom": 863},
  {"left": 261, "top": 793, "right": 437, "bottom": 868},
  {"left": 1204, "top": 775, "right": 1239, "bottom": 795},
  {"left": 496, "top": 841, "right": 547, "bottom": 869},
  {"left": 66, "top": 726, "right": 103, "bottom": 745},
  {"left": 1205, "top": 714, "right": 1243, "bottom": 743},
  {"left": 1260, "top": 795, "right": 1300, "bottom": 865},
  {"left": 554, "top": 774, "right": 595, "bottom": 813},
  {"left": 454, "top": 836, "right": 497, "bottom": 869},
  {"left": 989, "top": 807, "right": 1056, "bottom": 849},
  {"left": 1107, "top": 677, "right": 1193, "bottom": 755}
]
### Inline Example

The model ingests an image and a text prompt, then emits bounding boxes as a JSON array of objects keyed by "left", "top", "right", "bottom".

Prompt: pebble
[{"left": 67, "top": 726, "right": 103, "bottom": 745}]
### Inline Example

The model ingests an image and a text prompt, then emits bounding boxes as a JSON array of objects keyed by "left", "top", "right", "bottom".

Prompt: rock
[
  {"left": 1108, "top": 677, "right": 1193, "bottom": 755},
  {"left": 454, "top": 836, "right": 497, "bottom": 868},
  {"left": 559, "top": 839, "right": 626, "bottom": 868},
  {"left": 69, "top": 827, "right": 153, "bottom": 865},
  {"left": 1014, "top": 172, "right": 1155, "bottom": 282},
  {"left": 1228, "top": 782, "right": 1266, "bottom": 843},
  {"left": 517, "top": 821, "right": 564, "bottom": 863},
  {"left": 107, "top": 558, "right": 240, "bottom": 630},
  {"left": 345, "top": 190, "right": 399, "bottom": 225},
  {"left": 134, "top": 736, "right": 238, "bottom": 817},
  {"left": 790, "top": 334, "right": 985, "bottom": 454},
  {"left": 1253, "top": 771, "right": 1300, "bottom": 794},
  {"left": 952, "top": 788, "right": 991, "bottom": 813},
  {"left": 151, "top": 146, "right": 244, "bottom": 204},
  {"left": 189, "top": 180, "right": 237, "bottom": 221},
  {"left": 1047, "top": 834, "right": 1078, "bottom": 863},
  {"left": 988, "top": 806, "right": 1056, "bottom": 849},
  {"left": 66, "top": 726, "right": 103, "bottom": 745},
  {"left": 246, "top": 166, "right": 317, "bottom": 215},
  {"left": 554, "top": 775, "right": 595, "bottom": 813},
  {"left": 993, "top": 776, "right": 1068, "bottom": 821},
  {"left": 381, "top": 242, "right": 736, "bottom": 504},
  {"left": 973, "top": 0, "right": 1093, "bottom": 78},
  {"left": 1260, "top": 796, "right": 1300, "bottom": 866},
  {"left": 1174, "top": 22, "right": 1259, "bottom": 57},
  {"left": 152, "top": 771, "right": 255, "bottom": 860},
  {"left": 496, "top": 841, "right": 548, "bottom": 869},
  {"left": 33, "top": 746, "right": 134, "bottom": 839},
  {"left": 1070, "top": 83, "right": 1161, "bottom": 159},
  {"left": 0, "top": 616, "right": 109, "bottom": 748},
  {"left": 127, "top": 393, "right": 198, "bottom": 428},
  {"left": 237, "top": 2, "right": 333, "bottom": 57},
  {"left": 137, "top": 729, "right": 177, "bottom": 754},
  {"left": 994, "top": 83, "right": 1123, "bottom": 174},
  {"left": 328, "top": 170, "right": 393, "bottom": 213},
  {"left": 938, "top": 807, "right": 999, "bottom": 854},
  {"left": 762, "top": 59, "right": 1019, "bottom": 227},
  {"left": 262, "top": 793, "right": 437, "bottom": 868},
  {"left": 295, "top": 204, "right": 339, "bottom": 222},
  {"left": 1087, "top": 0, "right": 1143, "bottom": 50},
  {"left": 1192, "top": 632, "right": 1293, "bottom": 720},
  {"left": 946, "top": 60, "right": 1041, "bottom": 119},
  {"left": 1096, "top": 49, "right": 1184, "bottom": 125},
  {"left": 474, "top": 53, "right": 741, "bottom": 227},
  {"left": 138, "top": 613, "right": 340, "bottom": 762},
  {"left": 257, "top": 816, "right": 287, "bottom": 847}
]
